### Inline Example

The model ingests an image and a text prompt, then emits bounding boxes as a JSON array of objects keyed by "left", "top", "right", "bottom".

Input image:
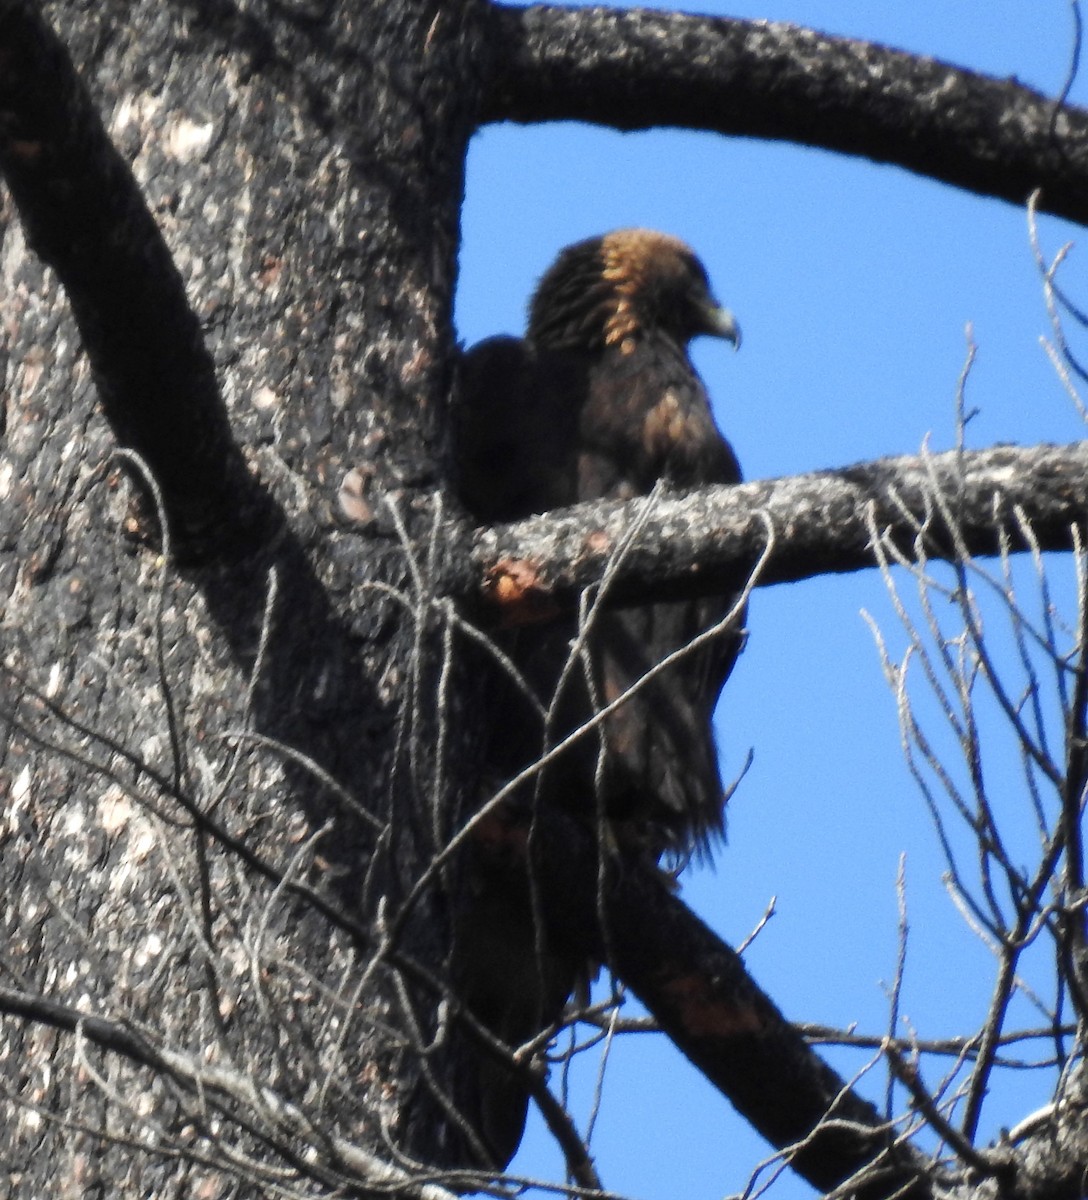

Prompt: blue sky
[{"left": 456, "top": 4, "right": 1088, "bottom": 1197}]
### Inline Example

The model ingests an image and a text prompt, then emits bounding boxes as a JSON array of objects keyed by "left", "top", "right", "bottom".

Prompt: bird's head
[{"left": 527, "top": 229, "right": 740, "bottom": 355}]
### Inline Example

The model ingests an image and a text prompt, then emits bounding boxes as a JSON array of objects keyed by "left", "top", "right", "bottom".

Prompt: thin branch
[
  {"left": 0, "top": 986, "right": 462, "bottom": 1199},
  {"left": 1059, "top": 532, "right": 1088, "bottom": 1021},
  {"left": 1053, "top": 0, "right": 1085, "bottom": 140},
  {"left": 801, "top": 1024, "right": 1077, "bottom": 1065},
  {"left": 884, "top": 1046, "right": 1004, "bottom": 1179},
  {"left": 885, "top": 857, "right": 909, "bottom": 1122},
  {"left": 394, "top": 532, "right": 766, "bottom": 944},
  {"left": 479, "top": 807, "right": 936, "bottom": 1199}
]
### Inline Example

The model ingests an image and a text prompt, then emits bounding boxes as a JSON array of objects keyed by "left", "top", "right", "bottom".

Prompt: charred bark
[{"left": 483, "top": 4, "right": 1088, "bottom": 228}]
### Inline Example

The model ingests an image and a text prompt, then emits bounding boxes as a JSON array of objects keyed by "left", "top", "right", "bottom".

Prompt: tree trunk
[
  {"left": 0, "top": 0, "right": 489, "bottom": 1191},
  {"left": 5, "top": 2, "right": 1088, "bottom": 1197}
]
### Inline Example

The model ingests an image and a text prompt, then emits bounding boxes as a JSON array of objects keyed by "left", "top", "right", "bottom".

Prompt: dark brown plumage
[
  {"left": 450, "top": 231, "right": 744, "bottom": 1166},
  {"left": 456, "top": 228, "right": 744, "bottom": 858}
]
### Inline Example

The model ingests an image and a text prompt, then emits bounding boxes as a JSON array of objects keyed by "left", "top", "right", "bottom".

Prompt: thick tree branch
[
  {"left": 600, "top": 871, "right": 927, "bottom": 1198},
  {"left": 459, "top": 441, "right": 1088, "bottom": 623},
  {"left": 483, "top": 5, "right": 1088, "bottom": 227},
  {"left": 473, "top": 809, "right": 935, "bottom": 1199},
  {"left": 0, "top": 0, "right": 262, "bottom": 553}
]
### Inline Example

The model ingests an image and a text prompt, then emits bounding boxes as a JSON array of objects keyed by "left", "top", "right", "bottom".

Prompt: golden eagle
[
  {"left": 450, "top": 230, "right": 744, "bottom": 1165},
  {"left": 457, "top": 228, "right": 744, "bottom": 860}
]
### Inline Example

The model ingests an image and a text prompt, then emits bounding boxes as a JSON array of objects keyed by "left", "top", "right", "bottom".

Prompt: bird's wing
[
  {"left": 574, "top": 337, "right": 745, "bottom": 855},
  {"left": 455, "top": 336, "right": 583, "bottom": 522}
]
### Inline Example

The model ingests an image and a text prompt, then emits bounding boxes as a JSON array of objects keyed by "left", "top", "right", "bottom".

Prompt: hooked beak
[{"left": 704, "top": 305, "right": 741, "bottom": 350}]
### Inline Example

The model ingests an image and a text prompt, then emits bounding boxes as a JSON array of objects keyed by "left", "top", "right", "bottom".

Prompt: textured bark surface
[
  {"left": 484, "top": 5, "right": 1088, "bottom": 226},
  {"left": 462, "top": 441, "right": 1088, "bottom": 620},
  {"left": 474, "top": 806, "right": 933, "bottom": 1198},
  {"left": 0, "top": 1, "right": 252, "bottom": 547},
  {"left": 0, "top": 0, "right": 487, "bottom": 1192},
  {"left": 3, "top": 1, "right": 1088, "bottom": 1197}
]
